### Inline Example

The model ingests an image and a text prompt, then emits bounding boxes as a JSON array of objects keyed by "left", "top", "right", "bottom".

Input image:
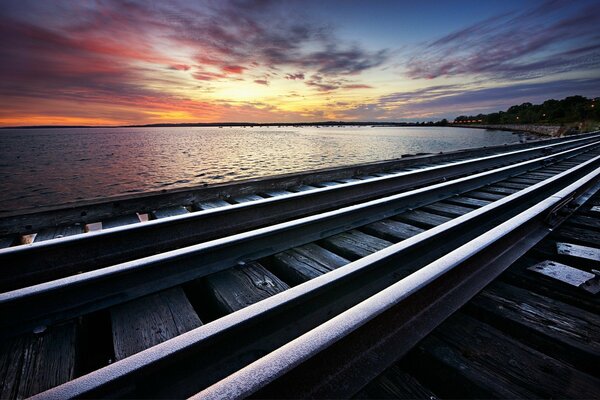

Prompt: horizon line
[{"left": 0, "top": 120, "right": 458, "bottom": 129}]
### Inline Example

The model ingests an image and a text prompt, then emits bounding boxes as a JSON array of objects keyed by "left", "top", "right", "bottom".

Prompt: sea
[{"left": 0, "top": 126, "right": 523, "bottom": 213}]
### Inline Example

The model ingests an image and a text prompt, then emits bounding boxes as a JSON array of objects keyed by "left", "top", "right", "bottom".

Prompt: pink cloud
[
  {"left": 222, "top": 65, "right": 246, "bottom": 74},
  {"left": 169, "top": 64, "right": 191, "bottom": 71}
]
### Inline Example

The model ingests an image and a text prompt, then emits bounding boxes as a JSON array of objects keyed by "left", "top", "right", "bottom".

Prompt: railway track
[
  {"left": 355, "top": 190, "right": 600, "bottom": 399},
  {"left": 1, "top": 132, "right": 599, "bottom": 398}
]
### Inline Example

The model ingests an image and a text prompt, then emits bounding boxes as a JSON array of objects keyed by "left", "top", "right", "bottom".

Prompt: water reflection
[{"left": 0, "top": 126, "right": 520, "bottom": 212}]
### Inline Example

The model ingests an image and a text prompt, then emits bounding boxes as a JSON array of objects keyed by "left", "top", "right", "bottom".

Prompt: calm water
[{"left": 0, "top": 126, "right": 521, "bottom": 212}]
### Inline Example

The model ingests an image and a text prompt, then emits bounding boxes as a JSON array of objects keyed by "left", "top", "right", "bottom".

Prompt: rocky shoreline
[{"left": 455, "top": 124, "right": 566, "bottom": 137}]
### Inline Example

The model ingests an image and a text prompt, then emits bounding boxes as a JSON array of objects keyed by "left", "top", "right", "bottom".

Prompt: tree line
[{"left": 454, "top": 95, "right": 599, "bottom": 125}]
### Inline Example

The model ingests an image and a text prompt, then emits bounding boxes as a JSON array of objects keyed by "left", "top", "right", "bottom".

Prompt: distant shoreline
[{"left": 1, "top": 121, "right": 452, "bottom": 130}]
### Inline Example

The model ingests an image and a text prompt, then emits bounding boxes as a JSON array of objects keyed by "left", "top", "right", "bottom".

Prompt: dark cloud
[
  {"left": 339, "top": 77, "right": 600, "bottom": 120},
  {"left": 406, "top": 1, "right": 600, "bottom": 80},
  {"left": 304, "top": 75, "right": 343, "bottom": 92},
  {"left": 164, "top": 0, "right": 388, "bottom": 77},
  {"left": 0, "top": 0, "right": 389, "bottom": 108},
  {"left": 378, "top": 84, "right": 465, "bottom": 105},
  {"left": 254, "top": 79, "right": 269, "bottom": 85},
  {"left": 343, "top": 84, "right": 372, "bottom": 89},
  {"left": 285, "top": 72, "right": 305, "bottom": 80},
  {"left": 302, "top": 75, "right": 373, "bottom": 92}
]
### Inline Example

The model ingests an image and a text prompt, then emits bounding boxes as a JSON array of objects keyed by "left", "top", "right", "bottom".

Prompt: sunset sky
[{"left": 1, "top": 0, "right": 599, "bottom": 126}]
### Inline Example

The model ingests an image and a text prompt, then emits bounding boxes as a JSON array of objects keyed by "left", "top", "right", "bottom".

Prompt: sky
[{"left": 0, "top": 0, "right": 599, "bottom": 126}]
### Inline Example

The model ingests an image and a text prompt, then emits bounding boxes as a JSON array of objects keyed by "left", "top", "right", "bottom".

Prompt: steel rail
[
  {"left": 31, "top": 154, "right": 600, "bottom": 400},
  {"left": 1, "top": 141, "right": 599, "bottom": 338},
  {"left": 201, "top": 162, "right": 600, "bottom": 400},
  {"left": 1, "top": 133, "right": 599, "bottom": 292},
  {"left": 1, "top": 130, "right": 598, "bottom": 237}
]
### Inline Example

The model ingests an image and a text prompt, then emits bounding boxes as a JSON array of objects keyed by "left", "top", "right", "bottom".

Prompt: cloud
[
  {"left": 164, "top": 1, "right": 388, "bottom": 78},
  {"left": 169, "top": 64, "right": 191, "bottom": 71},
  {"left": 405, "top": 1, "right": 600, "bottom": 80},
  {"left": 192, "top": 71, "right": 228, "bottom": 81},
  {"left": 0, "top": 0, "right": 391, "bottom": 125},
  {"left": 343, "top": 84, "right": 372, "bottom": 89},
  {"left": 303, "top": 75, "right": 374, "bottom": 92},
  {"left": 337, "top": 77, "right": 600, "bottom": 121},
  {"left": 285, "top": 72, "right": 305, "bottom": 80},
  {"left": 222, "top": 65, "right": 246, "bottom": 74}
]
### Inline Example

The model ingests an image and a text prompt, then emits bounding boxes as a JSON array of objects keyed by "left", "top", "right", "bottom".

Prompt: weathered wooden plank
[
  {"left": 0, "top": 222, "right": 83, "bottom": 397},
  {"left": 33, "top": 224, "right": 84, "bottom": 242},
  {"left": 444, "top": 195, "right": 491, "bottom": 208},
  {"left": 193, "top": 199, "right": 232, "bottom": 210},
  {"left": 356, "top": 365, "right": 439, "bottom": 399},
  {"left": 361, "top": 219, "right": 425, "bottom": 242},
  {"left": 431, "top": 313, "right": 599, "bottom": 399},
  {"left": 481, "top": 185, "right": 521, "bottom": 195},
  {"left": 204, "top": 262, "right": 289, "bottom": 313},
  {"left": 422, "top": 202, "right": 475, "bottom": 218},
  {"left": 564, "top": 214, "right": 600, "bottom": 231},
  {"left": 0, "top": 323, "right": 77, "bottom": 399},
  {"left": 231, "top": 194, "right": 264, "bottom": 204},
  {"left": 506, "top": 177, "right": 544, "bottom": 185},
  {"left": 110, "top": 205, "right": 201, "bottom": 360},
  {"left": 464, "top": 190, "right": 505, "bottom": 201},
  {"left": 560, "top": 160, "right": 583, "bottom": 166},
  {"left": 271, "top": 243, "right": 349, "bottom": 284},
  {"left": 101, "top": 214, "right": 141, "bottom": 229},
  {"left": 468, "top": 281, "right": 599, "bottom": 376},
  {"left": 320, "top": 230, "right": 393, "bottom": 260},
  {"left": 520, "top": 172, "right": 554, "bottom": 180},
  {"left": 150, "top": 206, "right": 189, "bottom": 219},
  {"left": 493, "top": 181, "right": 531, "bottom": 190},
  {"left": 408, "top": 335, "right": 531, "bottom": 399},
  {"left": 543, "top": 167, "right": 570, "bottom": 173},
  {"left": 556, "top": 242, "right": 600, "bottom": 262},
  {"left": 501, "top": 259, "right": 599, "bottom": 314},
  {"left": 552, "top": 224, "right": 600, "bottom": 247},
  {"left": 110, "top": 287, "right": 202, "bottom": 360},
  {"left": 394, "top": 210, "right": 452, "bottom": 228}
]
